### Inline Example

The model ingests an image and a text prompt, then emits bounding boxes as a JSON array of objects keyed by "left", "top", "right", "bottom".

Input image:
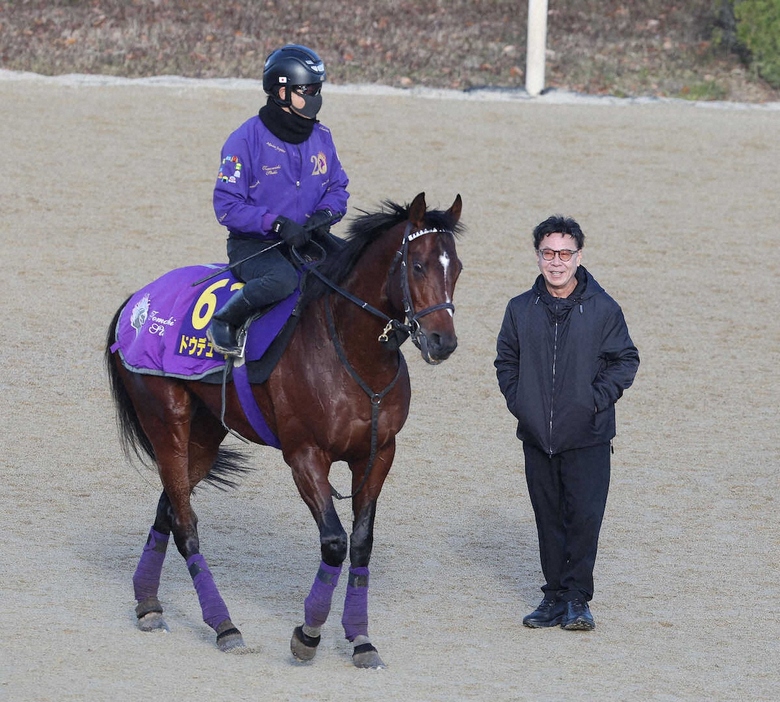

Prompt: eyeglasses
[
  {"left": 292, "top": 84, "right": 322, "bottom": 97},
  {"left": 538, "top": 248, "right": 579, "bottom": 262}
]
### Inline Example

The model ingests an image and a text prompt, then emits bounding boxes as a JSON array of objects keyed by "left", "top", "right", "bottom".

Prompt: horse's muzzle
[{"left": 417, "top": 331, "right": 458, "bottom": 365}]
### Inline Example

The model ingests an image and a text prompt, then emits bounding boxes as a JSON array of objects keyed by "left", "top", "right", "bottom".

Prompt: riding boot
[{"left": 207, "top": 288, "right": 256, "bottom": 357}]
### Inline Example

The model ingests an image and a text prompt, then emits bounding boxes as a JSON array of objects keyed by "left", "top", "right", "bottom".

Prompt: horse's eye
[{"left": 412, "top": 261, "right": 424, "bottom": 274}]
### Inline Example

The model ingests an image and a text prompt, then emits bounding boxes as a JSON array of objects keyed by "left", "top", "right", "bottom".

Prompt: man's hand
[
  {"left": 306, "top": 209, "right": 334, "bottom": 237},
  {"left": 273, "top": 216, "right": 311, "bottom": 248}
]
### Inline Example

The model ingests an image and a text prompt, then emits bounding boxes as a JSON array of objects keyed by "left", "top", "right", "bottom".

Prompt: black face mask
[{"left": 290, "top": 92, "right": 323, "bottom": 120}]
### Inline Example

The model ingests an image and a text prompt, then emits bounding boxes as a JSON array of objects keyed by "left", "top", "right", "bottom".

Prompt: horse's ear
[
  {"left": 409, "top": 192, "right": 427, "bottom": 227},
  {"left": 447, "top": 194, "right": 462, "bottom": 225}
]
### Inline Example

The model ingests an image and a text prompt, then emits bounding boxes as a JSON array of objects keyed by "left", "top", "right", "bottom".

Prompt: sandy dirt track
[{"left": 1, "top": 73, "right": 778, "bottom": 701}]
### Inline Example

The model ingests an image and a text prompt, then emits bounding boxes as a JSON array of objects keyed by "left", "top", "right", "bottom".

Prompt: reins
[
  {"left": 296, "top": 223, "right": 455, "bottom": 352},
  {"left": 294, "top": 247, "right": 409, "bottom": 345}
]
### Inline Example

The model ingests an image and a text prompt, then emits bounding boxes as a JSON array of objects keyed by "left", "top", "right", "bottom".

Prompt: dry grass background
[{"left": 1, "top": 0, "right": 779, "bottom": 102}]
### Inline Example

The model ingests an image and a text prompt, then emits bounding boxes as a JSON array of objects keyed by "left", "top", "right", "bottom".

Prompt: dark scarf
[
  {"left": 258, "top": 98, "right": 316, "bottom": 144},
  {"left": 534, "top": 266, "right": 589, "bottom": 323}
]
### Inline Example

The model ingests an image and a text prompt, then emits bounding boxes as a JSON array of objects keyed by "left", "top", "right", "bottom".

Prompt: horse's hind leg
[
  {"left": 133, "top": 492, "right": 173, "bottom": 632},
  {"left": 132, "top": 487, "right": 243, "bottom": 650},
  {"left": 180, "top": 407, "right": 245, "bottom": 651},
  {"left": 128, "top": 377, "right": 243, "bottom": 651},
  {"left": 163, "top": 483, "right": 244, "bottom": 651}
]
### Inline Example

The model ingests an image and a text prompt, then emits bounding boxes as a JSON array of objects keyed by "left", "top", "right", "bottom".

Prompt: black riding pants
[
  {"left": 227, "top": 238, "right": 298, "bottom": 308},
  {"left": 523, "top": 441, "right": 611, "bottom": 603}
]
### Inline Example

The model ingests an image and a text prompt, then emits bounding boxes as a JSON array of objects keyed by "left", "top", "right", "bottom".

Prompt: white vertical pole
[{"left": 525, "top": 0, "right": 548, "bottom": 96}]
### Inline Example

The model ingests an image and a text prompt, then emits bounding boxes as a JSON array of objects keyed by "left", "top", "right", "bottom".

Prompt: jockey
[{"left": 208, "top": 44, "right": 350, "bottom": 357}]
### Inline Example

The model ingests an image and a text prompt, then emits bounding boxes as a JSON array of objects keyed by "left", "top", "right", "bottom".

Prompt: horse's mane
[{"left": 299, "top": 199, "right": 463, "bottom": 311}]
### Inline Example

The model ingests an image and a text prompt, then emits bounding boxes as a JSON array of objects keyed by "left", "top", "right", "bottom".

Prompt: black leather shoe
[
  {"left": 523, "top": 598, "right": 566, "bottom": 628},
  {"left": 561, "top": 599, "right": 595, "bottom": 630}
]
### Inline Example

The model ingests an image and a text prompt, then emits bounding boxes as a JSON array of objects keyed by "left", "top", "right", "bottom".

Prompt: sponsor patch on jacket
[{"left": 217, "top": 155, "right": 242, "bottom": 184}]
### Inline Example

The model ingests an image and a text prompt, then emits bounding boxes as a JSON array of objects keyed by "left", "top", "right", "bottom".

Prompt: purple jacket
[{"left": 213, "top": 115, "right": 349, "bottom": 239}]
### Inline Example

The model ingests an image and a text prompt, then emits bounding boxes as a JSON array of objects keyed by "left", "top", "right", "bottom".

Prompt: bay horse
[{"left": 104, "top": 192, "right": 463, "bottom": 668}]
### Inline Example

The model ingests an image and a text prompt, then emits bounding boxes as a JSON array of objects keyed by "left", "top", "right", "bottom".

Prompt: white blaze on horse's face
[{"left": 439, "top": 250, "right": 454, "bottom": 315}]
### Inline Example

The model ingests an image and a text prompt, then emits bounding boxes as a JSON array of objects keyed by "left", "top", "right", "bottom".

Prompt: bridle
[
  {"left": 300, "top": 222, "right": 456, "bottom": 358},
  {"left": 295, "top": 222, "right": 456, "bottom": 499},
  {"left": 387, "top": 223, "right": 456, "bottom": 361}
]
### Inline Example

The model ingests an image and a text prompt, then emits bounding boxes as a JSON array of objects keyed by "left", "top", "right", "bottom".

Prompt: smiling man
[{"left": 494, "top": 215, "right": 639, "bottom": 632}]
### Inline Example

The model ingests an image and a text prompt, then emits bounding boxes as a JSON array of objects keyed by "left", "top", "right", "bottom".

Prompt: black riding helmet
[{"left": 263, "top": 44, "right": 326, "bottom": 113}]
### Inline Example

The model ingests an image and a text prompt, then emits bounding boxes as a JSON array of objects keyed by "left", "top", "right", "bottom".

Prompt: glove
[
  {"left": 272, "top": 216, "right": 311, "bottom": 248},
  {"left": 305, "top": 209, "right": 334, "bottom": 237}
]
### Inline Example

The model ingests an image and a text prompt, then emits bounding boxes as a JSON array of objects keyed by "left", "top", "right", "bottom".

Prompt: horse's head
[
  {"left": 388, "top": 192, "right": 463, "bottom": 365},
  {"left": 300, "top": 192, "right": 464, "bottom": 365}
]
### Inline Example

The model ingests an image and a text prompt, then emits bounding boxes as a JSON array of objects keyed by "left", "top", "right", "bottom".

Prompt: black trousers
[
  {"left": 227, "top": 238, "right": 299, "bottom": 309},
  {"left": 523, "top": 441, "right": 611, "bottom": 602}
]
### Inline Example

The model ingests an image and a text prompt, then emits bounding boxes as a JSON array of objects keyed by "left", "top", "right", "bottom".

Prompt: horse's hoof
[
  {"left": 290, "top": 625, "right": 320, "bottom": 662},
  {"left": 216, "top": 626, "right": 246, "bottom": 652},
  {"left": 137, "top": 611, "right": 168, "bottom": 632},
  {"left": 352, "top": 642, "right": 386, "bottom": 669}
]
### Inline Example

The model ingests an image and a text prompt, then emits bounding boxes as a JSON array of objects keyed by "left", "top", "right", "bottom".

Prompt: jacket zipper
[{"left": 548, "top": 304, "right": 559, "bottom": 456}]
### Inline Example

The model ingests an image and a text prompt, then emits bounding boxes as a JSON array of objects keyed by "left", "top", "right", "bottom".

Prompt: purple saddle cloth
[{"left": 111, "top": 264, "right": 300, "bottom": 380}]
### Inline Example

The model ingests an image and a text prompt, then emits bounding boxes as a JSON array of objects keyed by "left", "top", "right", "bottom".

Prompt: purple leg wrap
[
  {"left": 342, "top": 566, "right": 370, "bottom": 641},
  {"left": 304, "top": 561, "right": 342, "bottom": 628},
  {"left": 187, "top": 554, "right": 231, "bottom": 630},
  {"left": 132, "top": 528, "right": 169, "bottom": 601}
]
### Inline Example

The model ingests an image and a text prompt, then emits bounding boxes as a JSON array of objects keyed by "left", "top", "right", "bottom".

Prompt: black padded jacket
[{"left": 495, "top": 266, "right": 639, "bottom": 455}]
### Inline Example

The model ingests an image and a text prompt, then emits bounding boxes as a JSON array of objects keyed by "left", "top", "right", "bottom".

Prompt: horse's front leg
[
  {"left": 288, "top": 447, "right": 348, "bottom": 663},
  {"left": 342, "top": 442, "right": 396, "bottom": 669}
]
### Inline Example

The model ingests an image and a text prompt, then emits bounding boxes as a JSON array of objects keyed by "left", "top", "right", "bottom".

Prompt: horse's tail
[
  {"left": 201, "top": 447, "right": 253, "bottom": 492},
  {"left": 104, "top": 297, "right": 157, "bottom": 465}
]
